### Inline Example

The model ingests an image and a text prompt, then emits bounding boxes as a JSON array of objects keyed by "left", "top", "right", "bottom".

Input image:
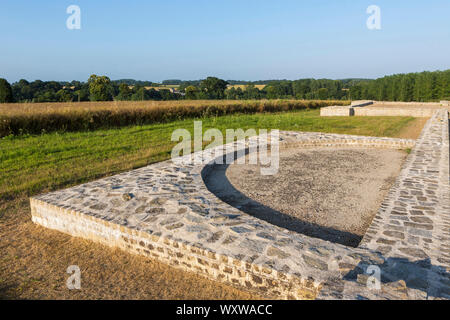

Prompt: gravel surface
[{"left": 205, "top": 147, "right": 407, "bottom": 247}]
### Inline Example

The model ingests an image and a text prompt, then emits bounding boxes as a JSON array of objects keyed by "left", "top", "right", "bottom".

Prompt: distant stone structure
[
  {"left": 321, "top": 101, "right": 447, "bottom": 117},
  {"left": 320, "top": 100, "right": 373, "bottom": 117}
]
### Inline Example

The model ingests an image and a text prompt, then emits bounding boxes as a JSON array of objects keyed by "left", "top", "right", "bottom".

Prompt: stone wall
[
  {"left": 320, "top": 106, "right": 354, "bottom": 117},
  {"left": 371, "top": 101, "right": 442, "bottom": 107},
  {"left": 360, "top": 109, "right": 450, "bottom": 265},
  {"left": 354, "top": 107, "right": 437, "bottom": 117},
  {"left": 30, "top": 110, "right": 450, "bottom": 300},
  {"left": 319, "top": 110, "right": 450, "bottom": 300},
  {"left": 351, "top": 100, "right": 374, "bottom": 107},
  {"left": 321, "top": 101, "right": 446, "bottom": 117},
  {"left": 31, "top": 199, "right": 319, "bottom": 299}
]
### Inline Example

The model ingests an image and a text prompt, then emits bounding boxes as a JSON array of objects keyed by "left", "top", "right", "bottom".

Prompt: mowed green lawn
[{"left": 0, "top": 109, "right": 416, "bottom": 201}]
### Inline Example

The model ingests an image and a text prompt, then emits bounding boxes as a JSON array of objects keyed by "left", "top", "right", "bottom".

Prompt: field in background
[
  {"left": 227, "top": 84, "right": 267, "bottom": 90},
  {"left": 128, "top": 84, "right": 181, "bottom": 92},
  {"left": 0, "top": 109, "right": 421, "bottom": 201},
  {"left": 0, "top": 100, "right": 348, "bottom": 137},
  {"left": 0, "top": 108, "right": 426, "bottom": 299}
]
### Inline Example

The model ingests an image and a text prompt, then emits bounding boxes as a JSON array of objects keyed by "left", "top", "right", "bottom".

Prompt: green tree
[
  {"left": 264, "top": 81, "right": 293, "bottom": 99},
  {"left": 200, "top": 77, "right": 229, "bottom": 99},
  {"left": 225, "top": 87, "right": 237, "bottom": 100},
  {"left": 292, "top": 80, "right": 312, "bottom": 99},
  {"left": 12, "top": 79, "right": 32, "bottom": 102},
  {"left": 147, "top": 88, "right": 162, "bottom": 100},
  {"left": 116, "top": 83, "right": 132, "bottom": 100},
  {"left": 264, "top": 85, "right": 279, "bottom": 99},
  {"left": 243, "top": 85, "right": 261, "bottom": 99},
  {"left": 185, "top": 86, "right": 199, "bottom": 100},
  {"left": 159, "top": 89, "right": 173, "bottom": 101},
  {"left": 442, "top": 70, "right": 450, "bottom": 99},
  {"left": 317, "top": 88, "right": 329, "bottom": 100},
  {"left": 350, "top": 85, "right": 362, "bottom": 100},
  {"left": 400, "top": 75, "right": 415, "bottom": 102},
  {"left": 131, "top": 85, "right": 146, "bottom": 101},
  {"left": 88, "top": 75, "right": 113, "bottom": 101},
  {"left": 56, "top": 89, "right": 74, "bottom": 102},
  {"left": 0, "top": 78, "right": 14, "bottom": 103}
]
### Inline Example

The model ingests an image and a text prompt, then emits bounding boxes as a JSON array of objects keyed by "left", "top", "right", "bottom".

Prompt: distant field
[
  {"left": 0, "top": 99, "right": 348, "bottom": 137},
  {"left": 227, "top": 84, "right": 266, "bottom": 90},
  {"left": 128, "top": 85, "right": 180, "bottom": 91}
]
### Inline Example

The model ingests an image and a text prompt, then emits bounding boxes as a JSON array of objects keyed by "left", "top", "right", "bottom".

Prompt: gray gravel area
[{"left": 205, "top": 147, "right": 407, "bottom": 247}]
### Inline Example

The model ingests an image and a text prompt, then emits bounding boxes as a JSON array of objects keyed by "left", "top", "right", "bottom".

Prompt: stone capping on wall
[
  {"left": 350, "top": 100, "right": 374, "bottom": 107},
  {"left": 353, "top": 107, "right": 438, "bottom": 117},
  {"left": 360, "top": 109, "right": 450, "bottom": 262},
  {"left": 319, "top": 109, "right": 450, "bottom": 300},
  {"left": 321, "top": 101, "right": 448, "bottom": 117},
  {"left": 319, "top": 106, "right": 353, "bottom": 117},
  {"left": 369, "top": 101, "right": 444, "bottom": 108},
  {"left": 30, "top": 110, "right": 449, "bottom": 300}
]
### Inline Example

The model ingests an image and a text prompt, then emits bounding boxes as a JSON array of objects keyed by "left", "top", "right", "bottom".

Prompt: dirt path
[{"left": 394, "top": 117, "right": 429, "bottom": 139}]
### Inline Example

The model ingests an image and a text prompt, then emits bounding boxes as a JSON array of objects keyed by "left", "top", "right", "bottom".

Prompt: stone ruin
[{"left": 31, "top": 107, "right": 450, "bottom": 300}]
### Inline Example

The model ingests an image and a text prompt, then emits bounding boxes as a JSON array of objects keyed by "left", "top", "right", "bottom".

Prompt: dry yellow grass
[
  {"left": 0, "top": 197, "right": 263, "bottom": 300},
  {"left": 394, "top": 117, "right": 429, "bottom": 139},
  {"left": 0, "top": 99, "right": 348, "bottom": 137},
  {"left": 128, "top": 86, "right": 178, "bottom": 92},
  {"left": 227, "top": 85, "right": 267, "bottom": 90},
  {"left": 0, "top": 99, "right": 341, "bottom": 116}
]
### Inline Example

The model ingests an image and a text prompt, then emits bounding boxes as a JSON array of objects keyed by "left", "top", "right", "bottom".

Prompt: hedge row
[{"left": 0, "top": 100, "right": 348, "bottom": 137}]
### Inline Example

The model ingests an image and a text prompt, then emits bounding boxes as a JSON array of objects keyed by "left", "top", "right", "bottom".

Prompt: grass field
[
  {"left": 0, "top": 109, "right": 420, "bottom": 200},
  {"left": 0, "top": 107, "right": 426, "bottom": 299}
]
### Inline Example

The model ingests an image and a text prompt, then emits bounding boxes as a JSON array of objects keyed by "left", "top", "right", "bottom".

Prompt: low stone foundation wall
[
  {"left": 320, "top": 101, "right": 447, "bottom": 117},
  {"left": 372, "top": 101, "right": 442, "bottom": 107},
  {"left": 354, "top": 107, "right": 437, "bottom": 117},
  {"left": 319, "top": 110, "right": 450, "bottom": 300},
  {"left": 320, "top": 100, "right": 373, "bottom": 117},
  {"left": 360, "top": 109, "right": 450, "bottom": 265},
  {"left": 351, "top": 100, "right": 374, "bottom": 107},
  {"left": 30, "top": 110, "right": 450, "bottom": 300},
  {"left": 31, "top": 199, "right": 319, "bottom": 299},
  {"left": 320, "top": 106, "right": 353, "bottom": 117}
]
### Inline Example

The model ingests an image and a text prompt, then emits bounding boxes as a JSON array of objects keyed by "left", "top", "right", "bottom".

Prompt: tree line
[
  {"left": 0, "top": 70, "right": 448, "bottom": 103},
  {"left": 349, "top": 70, "right": 450, "bottom": 102}
]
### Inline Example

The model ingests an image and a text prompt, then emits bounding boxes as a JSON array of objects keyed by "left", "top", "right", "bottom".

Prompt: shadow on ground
[
  {"left": 202, "top": 149, "right": 362, "bottom": 247},
  {"left": 343, "top": 257, "right": 450, "bottom": 299}
]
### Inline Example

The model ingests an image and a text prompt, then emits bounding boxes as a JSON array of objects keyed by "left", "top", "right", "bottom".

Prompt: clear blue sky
[{"left": 1, "top": 0, "right": 449, "bottom": 83}]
